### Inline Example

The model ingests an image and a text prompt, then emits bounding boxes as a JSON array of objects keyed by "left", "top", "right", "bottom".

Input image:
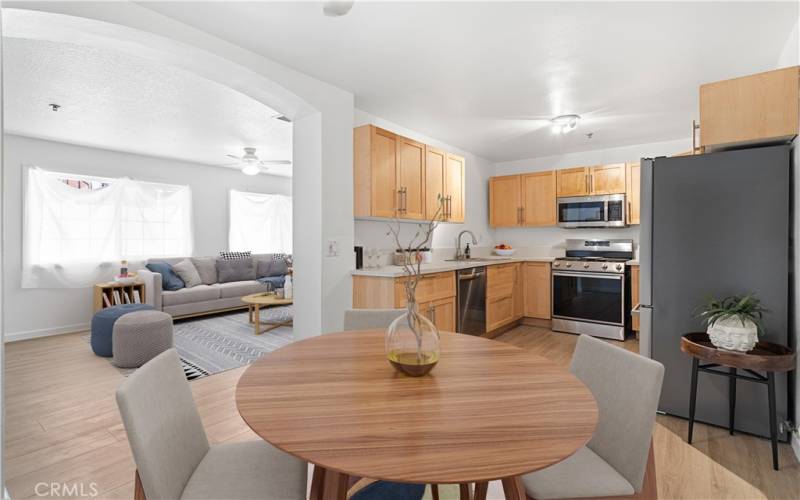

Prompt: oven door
[
  {"left": 551, "top": 271, "right": 625, "bottom": 326},
  {"left": 557, "top": 197, "right": 607, "bottom": 228}
]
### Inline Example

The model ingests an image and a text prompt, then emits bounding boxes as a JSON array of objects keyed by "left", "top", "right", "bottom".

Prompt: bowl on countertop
[{"left": 493, "top": 248, "right": 516, "bottom": 257}]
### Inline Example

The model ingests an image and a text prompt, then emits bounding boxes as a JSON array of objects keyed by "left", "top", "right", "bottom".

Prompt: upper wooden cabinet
[
  {"left": 490, "top": 171, "right": 557, "bottom": 228},
  {"left": 700, "top": 66, "right": 799, "bottom": 149},
  {"left": 489, "top": 175, "right": 522, "bottom": 227},
  {"left": 396, "top": 136, "right": 426, "bottom": 220},
  {"left": 556, "top": 167, "right": 590, "bottom": 197},
  {"left": 590, "top": 163, "right": 626, "bottom": 195},
  {"left": 521, "top": 171, "right": 557, "bottom": 226},
  {"left": 425, "top": 147, "right": 446, "bottom": 220},
  {"left": 444, "top": 153, "right": 465, "bottom": 223},
  {"left": 355, "top": 124, "right": 465, "bottom": 222},
  {"left": 626, "top": 161, "right": 641, "bottom": 225},
  {"left": 354, "top": 125, "right": 397, "bottom": 218}
]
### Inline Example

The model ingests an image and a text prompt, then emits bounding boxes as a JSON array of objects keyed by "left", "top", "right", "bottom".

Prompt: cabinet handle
[
  {"left": 403, "top": 188, "right": 408, "bottom": 213},
  {"left": 398, "top": 188, "right": 403, "bottom": 214}
]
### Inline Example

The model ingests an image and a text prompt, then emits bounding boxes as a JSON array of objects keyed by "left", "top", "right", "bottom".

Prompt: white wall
[
  {"left": 493, "top": 137, "right": 691, "bottom": 257},
  {"left": 353, "top": 109, "right": 495, "bottom": 259},
  {"left": 2, "top": 134, "right": 292, "bottom": 340},
  {"left": 6, "top": 2, "right": 356, "bottom": 338}
]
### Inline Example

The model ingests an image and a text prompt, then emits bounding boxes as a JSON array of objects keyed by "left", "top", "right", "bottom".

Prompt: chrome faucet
[{"left": 455, "top": 230, "right": 478, "bottom": 260}]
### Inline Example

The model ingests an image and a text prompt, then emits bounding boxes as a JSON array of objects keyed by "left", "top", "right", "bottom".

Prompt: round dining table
[{"left": 236, "top": 330, "right": 598, "bottom": 500}]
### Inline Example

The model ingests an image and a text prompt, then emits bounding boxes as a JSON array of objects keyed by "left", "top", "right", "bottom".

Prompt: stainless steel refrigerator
[{"left": 639, "top": 145, "right": 792, "bottom": 440}]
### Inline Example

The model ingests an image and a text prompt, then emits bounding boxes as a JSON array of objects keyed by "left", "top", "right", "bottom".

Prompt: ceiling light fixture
[
  {"left": 551, "top": 114, "right": 581, "bottom": 134},
  {"left": 241, "top": 162, "right": 261, "bottom": 176},
  {"left": 323, "top": 1, "right": 354, "bottom": 16}
]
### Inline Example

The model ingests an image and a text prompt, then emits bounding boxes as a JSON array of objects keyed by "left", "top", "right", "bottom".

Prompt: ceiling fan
[{"left": 223, "top": 147, "right": 291, "bottom": 176}]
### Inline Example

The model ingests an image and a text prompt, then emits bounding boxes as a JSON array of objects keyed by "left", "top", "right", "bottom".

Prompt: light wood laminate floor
[{"left": 4, "top": 325, "right": 799, "bottom": 499}]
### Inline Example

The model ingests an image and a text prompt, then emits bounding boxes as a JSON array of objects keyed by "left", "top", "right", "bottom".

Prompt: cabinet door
[
  {"left": 556, "top": 167, "right": 590, "bottom": 197},
  {"left": 631, "top": 265, "right": 640, "bottom": 331},
  {"left": 523, "top": 262, "right": 551, "bottom": 319},
  {"left": 370, "top": 127, "right": 398, "bottom": 218},
  {"left": 489, "top": 175, "right": 521, "bottom": 227},
  {"left": 521, "top": 171, "right": 556, "bottom": 226},
  {"left": 444, "top": 153, "right": 465, "bottom": 222},
  {"left": 425, "top": 146, "right": 446, "bottom": 220},
  {"left": 487, "top": 294, "right": 514, "bottom": 332},
  {"left": 433, "top": 297, "right": 457, "bottom": 332},
  {"left": 590, "top": 164, "right": 626, "bottom": 195},
  {"left": 700, "top": 66, "right": 799, "bottom": 148},
  {"left": 396, "top": 136, "right": 426, "bottom": 220},
  {"left": 513, "top": 263, "right": 524, "bottom": 320},
  {"left": 626, "top": 161, "right": 641, "bottom": 225}
]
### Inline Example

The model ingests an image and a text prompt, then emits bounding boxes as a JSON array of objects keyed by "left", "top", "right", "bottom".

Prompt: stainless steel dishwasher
[{"left": 457, "top": 266, "right": 486, "bottom": 335}]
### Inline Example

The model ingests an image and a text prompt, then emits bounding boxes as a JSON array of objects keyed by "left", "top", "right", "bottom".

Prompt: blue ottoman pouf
[
  {"left": 350, "top": 482, "right": 425, "bottom": 500},
  {"left": 91, "top": 304, "right": 154, "bottom": 357}
]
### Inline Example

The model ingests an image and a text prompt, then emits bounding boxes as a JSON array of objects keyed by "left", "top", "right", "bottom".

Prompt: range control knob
[
  {"left": 565, "top": 263, "right": 572, "bottom": 268},
  {"left": 583, "top": 263, "right": 590, "bottom": 269},
  {"left": 601, "top": 264, "right": 609, "bottom": 270},
  {"left": 553, "top": 261, "right": 560, "bottom": 267},
  {"left": 615, "top": 264, "right": 623, "bottom": 271}
]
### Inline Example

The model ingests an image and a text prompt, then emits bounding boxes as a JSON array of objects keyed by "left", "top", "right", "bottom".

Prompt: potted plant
[{"left": 695, "top": 294, "right": 767, "bottom": 352}]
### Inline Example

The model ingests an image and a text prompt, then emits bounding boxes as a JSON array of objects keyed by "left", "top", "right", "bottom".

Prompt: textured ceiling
[
  {"left": 3, "top": 37, "right": 294, "bottom": 177},
  {"left": 142, "top": 1, "right": 797, "bottom": 162}
]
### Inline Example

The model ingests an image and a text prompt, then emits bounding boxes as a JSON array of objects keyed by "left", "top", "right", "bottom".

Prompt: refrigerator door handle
[{"left": 638, "top": 304, "right": 653, "bottom": 359}]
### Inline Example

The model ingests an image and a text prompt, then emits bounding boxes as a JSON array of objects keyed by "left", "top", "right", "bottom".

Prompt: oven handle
[{"left": 552, "top": 271, "right": 624, "bottom": 280}]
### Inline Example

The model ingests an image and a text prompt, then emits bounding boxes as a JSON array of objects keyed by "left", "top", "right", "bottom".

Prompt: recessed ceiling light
[
  {"left": 551, "top": 114, "right": 581, "bottom": 134},
  {"left": 323, "top": 1, "right": 354, "bottom": 17}
]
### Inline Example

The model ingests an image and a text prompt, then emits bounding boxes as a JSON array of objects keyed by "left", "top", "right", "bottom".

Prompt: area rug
[{"left": 89, "top": 307, "right": 294, "bottom": 380}]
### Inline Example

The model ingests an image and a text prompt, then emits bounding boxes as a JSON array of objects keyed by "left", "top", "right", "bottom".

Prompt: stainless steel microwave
[{"left": 557, "top": 194, "right": 627, "bottom": 228}]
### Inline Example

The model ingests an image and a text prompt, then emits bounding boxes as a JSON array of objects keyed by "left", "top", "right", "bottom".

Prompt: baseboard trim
[{"left": 4, "top": 322, "right": 89, "bottom": 343}]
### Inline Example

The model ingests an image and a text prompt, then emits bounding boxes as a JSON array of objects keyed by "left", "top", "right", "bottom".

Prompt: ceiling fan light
[
  {"left": 551, "top": 114, "right": 581, "bottom": 134},
  {"left": 241, "top": 164, "right": 260, "bottom": 176}
]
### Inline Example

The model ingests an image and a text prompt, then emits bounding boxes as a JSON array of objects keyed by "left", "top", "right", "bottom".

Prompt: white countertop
[
  {"left": 352, "top": 257, "right": 555, "bottom": 278},
  {"left": 627, "top": 260, "right": 639, "bottom": 266}
]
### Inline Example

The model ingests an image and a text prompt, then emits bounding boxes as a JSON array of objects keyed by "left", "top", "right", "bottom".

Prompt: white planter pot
[{"left": 707, "top": 316, "right": 758, "bottom": 352}]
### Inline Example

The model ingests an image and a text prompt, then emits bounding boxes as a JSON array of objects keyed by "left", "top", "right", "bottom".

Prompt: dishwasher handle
[{"left": 458, "top": 270, "right": 485, "bottom": 281}]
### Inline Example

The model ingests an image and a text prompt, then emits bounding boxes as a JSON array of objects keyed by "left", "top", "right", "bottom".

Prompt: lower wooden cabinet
[
  {"left": 352, "top": 272, "right": 456, "bottom": 331},
  {"left": 487, "top": 294, "right": 515, "bottom": 332},
  {"left": 630, "top": 265, "right": 640, "bottom": 331},
  {"left": 523, "top": 262, "right": 551, "bottom": 319},
  {"left": 487, "top": 263, "right": 521, "bottom": 331},
  {"left": 420, "top": 296, "right": 456, "bottom": 332}
]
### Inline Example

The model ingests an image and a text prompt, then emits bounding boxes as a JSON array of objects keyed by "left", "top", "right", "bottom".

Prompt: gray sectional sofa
[{"left": 138, "top": 254, "right": 287, "bottom": 318}]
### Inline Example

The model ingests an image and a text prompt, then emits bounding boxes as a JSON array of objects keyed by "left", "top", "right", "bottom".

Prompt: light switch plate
[{"left": 326, "top": 239, "right": 339, "bottom": 257}]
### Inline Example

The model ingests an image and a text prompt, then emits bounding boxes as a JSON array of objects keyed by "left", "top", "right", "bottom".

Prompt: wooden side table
[
  {"left": 93, "top": 281, "right": 146, "bottom": 312},
  {"left": 680, "top": 332, "right": 795, "bottom": 470}
]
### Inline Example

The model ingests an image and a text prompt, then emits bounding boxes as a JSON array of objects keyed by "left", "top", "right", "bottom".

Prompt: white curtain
[
  {"left": 23, "top": 167, "right": 193, "bottom": 288},
  {"left": 228, "top": 190, "right": 292, "bottom": 254}
]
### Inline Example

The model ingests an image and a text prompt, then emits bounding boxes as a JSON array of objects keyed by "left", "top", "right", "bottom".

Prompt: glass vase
[{"left": 385, "top": 300, "right": 440, "bottom": 376}]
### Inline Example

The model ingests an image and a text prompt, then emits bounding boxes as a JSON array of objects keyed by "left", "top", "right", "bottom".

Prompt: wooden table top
[
  {"left": 236, "top": 330, "right": 598, "bottom": 484},
  {"left": 681, "top": 332, "right": 796, "bottom": 372},
  {"left": 241, "top": 292, "right": 293, "bottom": 306}
]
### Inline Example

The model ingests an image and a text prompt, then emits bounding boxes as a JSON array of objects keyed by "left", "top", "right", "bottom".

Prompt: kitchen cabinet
[
  {"left": 590, "top": 163, "right": 626, "bottom": 195},
  {"left": 425, "top": 146, "right": 446, "bottom": 219},
  {"left": 556, "top": 167, "right": 590, "bottom": 197},
  {"left": 396, "top": 136, "right": 426, "bottom": 220},
  {"left": 626, "top": 161, "right": 641, "bottom": 225},
  {"left": 521, "top": 171, "right": 557, "bottom": 226},
  {"left": 355, "top": 124, "right": 466, "bottom": 222},
  {"left": 420, "top": 296, "right": 456, "bottom": 332},
  {"left": 630, "top": 265, "right": 640, "bottom": 331},
  {"left": 354, "top": 125, "right": 398, "bottom": 218},
  {"left": 513, "top": 263, "right": 524, "bottom": 320},
  {"left": 487, "top": 263, "right": 518, "bottom": 331},
  {"left": 700, "top": 66, "right": 799, "bottom": 149},
  {"left": 523, "top": 262, "right": 551, "bottom": 319},
  {"left": 489, "top": 175, "right": 522, "bottom": 227},
  {"left": 444, "top": 153, "right": 465, "bottom": 222}
]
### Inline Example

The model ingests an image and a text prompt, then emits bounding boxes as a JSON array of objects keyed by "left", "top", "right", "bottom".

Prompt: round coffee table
[
  {"left": 236, "top": 330, "right": 598, "bottom": 499},
  {"left": 241, "top": 293, "right": 293, "bottom": 335}
]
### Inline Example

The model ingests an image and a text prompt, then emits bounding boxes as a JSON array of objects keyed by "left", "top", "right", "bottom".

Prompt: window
[
  {"left": 23, "top": 167, "right": 193, "bottom": 288},
  {"left": 228, "top": 190, "right": 292, "bottom": 254}
]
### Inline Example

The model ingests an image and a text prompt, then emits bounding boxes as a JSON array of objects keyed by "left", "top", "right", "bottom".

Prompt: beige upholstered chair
[
  {"left": 116, "top": 349, "right": 307, "bottom": 500},
  {"left": 343, "top": 309, "right": 405, "bottom": 331},
  {"left": 522, "top": 335, "right": 665, "bottom": 500}
]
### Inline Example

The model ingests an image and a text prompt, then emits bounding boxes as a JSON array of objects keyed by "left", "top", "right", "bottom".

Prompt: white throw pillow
[{"left": 172, "top": 259, "right": 202, "bottom": 288}]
